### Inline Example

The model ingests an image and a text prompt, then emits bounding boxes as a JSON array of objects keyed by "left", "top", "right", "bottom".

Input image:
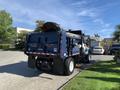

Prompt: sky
[{"left": 0, "top": 0, "right": 120, "bottom": 38}]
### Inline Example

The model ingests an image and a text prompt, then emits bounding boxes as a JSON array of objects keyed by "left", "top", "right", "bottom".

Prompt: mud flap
[
  {"left": 28, "top": 56, "right": 36, "bottom": 69},
  {"left": 53, "top": 58, "right": 64, "bottom": 75}
]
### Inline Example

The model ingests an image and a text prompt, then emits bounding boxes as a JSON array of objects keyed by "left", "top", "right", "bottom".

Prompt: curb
[{"left": 58, "top": 61, "right": 96, "bottom": 90}]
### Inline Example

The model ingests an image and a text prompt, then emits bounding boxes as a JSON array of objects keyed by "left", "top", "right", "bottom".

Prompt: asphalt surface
[
  {"left": 0, "top": 51, "right": 114, "bottom": 90},
  {"left": 90, "top": 55, "right": 114, "bottom": 61}
]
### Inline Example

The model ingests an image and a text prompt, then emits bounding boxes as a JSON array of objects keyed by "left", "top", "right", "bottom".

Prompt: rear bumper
[
  {"left": 26, "top": 51, "right": 64, "bottom": 74},
  {"left": 25, "top": 51, "right": 56, "bottom": 55},
  {"left": 24, "top": 51, "right": 59, "bottom": 59}
]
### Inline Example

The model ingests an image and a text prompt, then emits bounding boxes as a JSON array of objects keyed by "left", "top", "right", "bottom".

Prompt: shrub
[
  {"left": 0, "top": 44, "right": 10, "bottom": 49},
  {"left": 15, "top": 40, "right": 25, "bottom": 50}
]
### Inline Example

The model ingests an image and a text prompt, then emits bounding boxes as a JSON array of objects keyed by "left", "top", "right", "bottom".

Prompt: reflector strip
[{"left": 26, "top": 52, "right": 56, "bottom": 55}]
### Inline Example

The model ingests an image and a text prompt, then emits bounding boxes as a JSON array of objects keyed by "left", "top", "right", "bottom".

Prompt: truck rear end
[
  {"left": 25, "top": 30, "right": 63, "bottom": 71},
  {"left": 25, "top": 31, "right": 59, "bottom": 55},
  {"left": 24, "top": 22, "right": 90, "bottom": 75}
]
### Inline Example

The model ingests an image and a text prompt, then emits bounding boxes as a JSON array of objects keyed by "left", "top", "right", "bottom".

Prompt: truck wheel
[
  {"left": 84, "top": 55, "right": 90, "bottom": 63},
  {"left": 28, "top": 55, "right": 36, "bottom": 68},
  {"left": 64, "top": 58, "right": 74, "bottom": 75},
  {"left": 36, "top": 59, "right": 42, "bottom": 70}
]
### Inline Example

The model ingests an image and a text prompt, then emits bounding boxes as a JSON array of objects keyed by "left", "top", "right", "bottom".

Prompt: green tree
[
  {"left": 17, "top": 30, "right": 29, "bottom": 41},
  {"left": 35, "top": 20, "right": 45, "bottom": 32},
  {"left": 94, "top": 33, "right": 100, "bottom": 37},
  {"left": 113, "top": 25, "right": 120, "bottom": 42},
  {"left": 0, "top": 10, "right": 16, "bottom": 43},
  {"left": 15, "top": 30, "right": 29, "bottom": 49},
  {"left": 35, "top": 21, "right": 60, "bottom": 32}
]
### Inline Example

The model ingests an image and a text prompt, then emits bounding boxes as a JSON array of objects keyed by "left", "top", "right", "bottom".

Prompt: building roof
[
  {"left": 16, "top": 27, "right": 34, "bottom": 33},
  {"left": 103, "top": 38, "right": 113, "bottom": 41},
  {"left": 90, "top": 36, "right": 103, "bottom": 41}
]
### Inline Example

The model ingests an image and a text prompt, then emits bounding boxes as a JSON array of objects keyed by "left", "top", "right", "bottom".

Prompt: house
[
  {"left": 89, "top": 36, "right": 103, "bottom": 48},
  {"left": 15, "top": 27, "right": 34, "bottom": 33},
  {"left": 103, "top": 38, "right": 113, "bottom": 48}
]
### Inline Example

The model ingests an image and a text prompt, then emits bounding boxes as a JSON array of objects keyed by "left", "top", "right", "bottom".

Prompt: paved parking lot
[{"left": 0, "top": 51, "right": 114, "bottom": 90}]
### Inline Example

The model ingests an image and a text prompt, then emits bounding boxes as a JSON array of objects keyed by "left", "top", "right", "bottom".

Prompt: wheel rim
[{"left": 69, "top": 60, "right": 74, "bottom": 72}]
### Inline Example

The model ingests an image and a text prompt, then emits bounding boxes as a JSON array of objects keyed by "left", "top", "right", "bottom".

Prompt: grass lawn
[{"left": 63, "top": 60, "right": 120, "bottom": 90}]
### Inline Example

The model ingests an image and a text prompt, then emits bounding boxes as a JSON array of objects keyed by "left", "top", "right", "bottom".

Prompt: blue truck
[{"left": 24, "top": 22, "right": 90, "bottom": 75}]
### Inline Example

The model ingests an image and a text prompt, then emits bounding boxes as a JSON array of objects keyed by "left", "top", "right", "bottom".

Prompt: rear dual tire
[
  {"left": 64, "top": 58, "right": 74, "bottom": 75},
  {"left": 28, "top": 55, "right": 36, "bottom": 68},
  {"left": 36, "top": 59, "right": 42, "bottom": 70},
  {"left": 28, "top": 56, "right": 74, "bottom": 75}
]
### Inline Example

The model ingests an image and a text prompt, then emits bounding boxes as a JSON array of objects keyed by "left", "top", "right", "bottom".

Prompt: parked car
[
  {"left": 91, "top": 46, "right": 105, "bottom": 54},
  {"left": 109, "top": 44, "right": 120, "bottom": 55}
]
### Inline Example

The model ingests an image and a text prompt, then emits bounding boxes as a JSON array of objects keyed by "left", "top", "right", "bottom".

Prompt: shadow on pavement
[
  {"left": 0, "top": 60, "right": 97, "bottom": 78},
  {"left": 0, "top": 61, "right": 42, "bottom": 77}
]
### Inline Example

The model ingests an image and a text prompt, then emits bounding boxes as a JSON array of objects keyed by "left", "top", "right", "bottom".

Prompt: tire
[
  {"left": 28, "top": 55, "right": 35, "bottom": 60},
  {"left": 84, "top": 55, "right": 90, "bottom": 63},
  {"left": 28, "top": 55, "right": 36, "bottom": 68},
  {"left": 64, "top": 58, "right": 74, "bottom": 75},
  {"left": 52, "top": 58, "right": 64, "bottom": 75},
  {"left": 36, "top": 58, "right": 42, "bottom": 70}
]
